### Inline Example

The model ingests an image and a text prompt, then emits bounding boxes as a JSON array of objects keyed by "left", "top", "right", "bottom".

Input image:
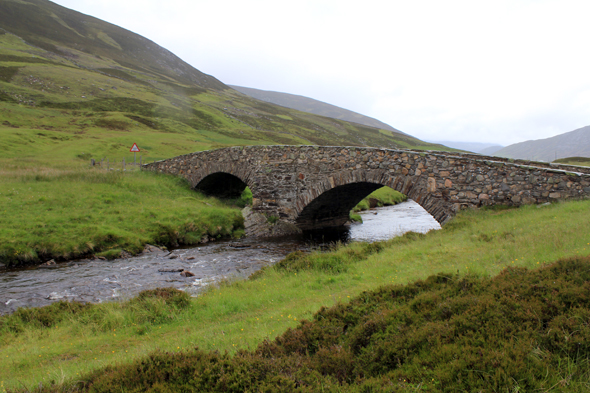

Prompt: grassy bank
[
  {"left": 350, "top": 187, "right": 407, "bottom": 222},
  {"left": 25, "top": 257, "right": 590, "bottom": 392},
  {"left": 1, "top": 199, "right": 589, "bottom": 390},
  {"left": 354, "top": 187, "right": 407, "bottom": 212},
  {"left": 0, "top": 164, "right": 244, "bottom": 266},
  {"left": 553, "top": 156, "right": 590, "bottom": 167}
]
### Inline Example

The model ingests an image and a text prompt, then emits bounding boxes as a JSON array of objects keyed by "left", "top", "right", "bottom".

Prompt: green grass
[
  {"left": 0, "top": 166, "right": 244, "bottom": 266},
  {"left": 353, "top": 186, "right": 407, "bottom": 212},
  {"left": 350, "top": 186, "right": 407, "bottom": 222},
  {"left": 554, "top": 156, "right": 590, "bottom": 167},
  {"left": 27, "top": 257, "right": 590, "bottom": 392},
  {"left": 1, "top": 199, "right": 589, "bottom": 390}
]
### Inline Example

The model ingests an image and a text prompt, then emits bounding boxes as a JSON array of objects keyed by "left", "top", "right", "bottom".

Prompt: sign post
[{"left": 130, "top": 143, "right": 140, "bottom": 165}]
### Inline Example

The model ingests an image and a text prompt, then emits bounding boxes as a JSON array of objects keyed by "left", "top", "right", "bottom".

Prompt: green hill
[
  {"left": 553, "top": 156, "right": 590, "bottom": 167},
  {"left": 0, "top": 0, "right": 448, "bottom": 164},
  {"left": 230, "top": 85, "right": 409, "bottom": 136}
]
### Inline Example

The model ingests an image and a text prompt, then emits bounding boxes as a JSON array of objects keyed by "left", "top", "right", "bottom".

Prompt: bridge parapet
[{"left": 143, "top": 145, "right": 590, "bottom": 234}]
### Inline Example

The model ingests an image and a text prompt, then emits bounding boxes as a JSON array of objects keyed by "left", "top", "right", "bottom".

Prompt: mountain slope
[
  {"left": 426, "top": 140, "right": 504, "bottom": 154},
  {"left": 478, "top": 145, "right": 504, "bottom": 155},
  {"left": 0, "top": 0, "right": 450, "bottom": 163},
  {"left": 494, "top": 126, "right": 590, "bottom": 162},
  {"left": 230, "top": 85, "right": 408, "bottom": 136},
  {"left": 0, "top": 0, "right": 225, "bottom": 90}
]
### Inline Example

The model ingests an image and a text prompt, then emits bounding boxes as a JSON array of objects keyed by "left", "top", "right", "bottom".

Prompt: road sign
[{"left": 130, "top": 143, "right": 140, "bottom": 152}]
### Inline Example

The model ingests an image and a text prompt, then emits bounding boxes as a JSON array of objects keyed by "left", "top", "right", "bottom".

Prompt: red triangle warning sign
[{"left": 130, "top": 143, "right": 140, "bottom": 152}]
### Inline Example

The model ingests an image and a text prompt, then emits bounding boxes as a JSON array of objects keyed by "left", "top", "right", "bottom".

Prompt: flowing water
[{"left": 0, "top": 200, "right": 441, "bottom": 315}]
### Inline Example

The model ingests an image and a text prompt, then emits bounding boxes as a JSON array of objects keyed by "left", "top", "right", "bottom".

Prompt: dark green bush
[
  {"left": 0, "top": 66, "right": 20, "bottom": 82},
  {"left": 275, "top": 242, "right": 385, "bottom": 274},
  {"left": 1, "top": 301, "right": 93, "bottom": 333},
  {"left": 131, "top": 288, "right": 191, "bottom": 310}
]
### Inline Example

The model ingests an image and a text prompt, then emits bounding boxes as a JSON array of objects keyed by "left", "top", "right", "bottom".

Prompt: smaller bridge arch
[
  {"left": 144, "top": 145, "right": 590, "bottom": 236},
  {"left": 195, "top": 172, "right": 248, "bottom": 199}
]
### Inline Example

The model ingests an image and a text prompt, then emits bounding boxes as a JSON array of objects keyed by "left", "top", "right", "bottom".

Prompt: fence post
[{"left": 123, "top": 158, "right": 126, "bottom": 171}]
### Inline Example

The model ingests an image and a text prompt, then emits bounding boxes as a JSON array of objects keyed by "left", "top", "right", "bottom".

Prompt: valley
[{"left": 1, "top": 0, "right": 590, "bottom": 391}]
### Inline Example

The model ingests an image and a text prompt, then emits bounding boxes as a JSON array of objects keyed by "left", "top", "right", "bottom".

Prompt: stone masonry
[{"left": 143, "top": 145, "right": 590, "bottom": 234}]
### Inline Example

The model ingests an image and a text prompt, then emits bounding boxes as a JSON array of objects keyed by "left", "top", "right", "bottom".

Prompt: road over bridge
[{"left": 143, "top": 145, "right": 590, "bottom": 236}]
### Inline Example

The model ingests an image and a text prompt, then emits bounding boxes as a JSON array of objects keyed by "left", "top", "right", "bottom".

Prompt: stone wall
[{"left": 143, "top": 145, "right": 590, "bottom": 233}]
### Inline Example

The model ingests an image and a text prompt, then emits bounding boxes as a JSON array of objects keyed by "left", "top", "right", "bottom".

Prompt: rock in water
[
  {"left": 39, "top": 259, "right": 57, "bottom": 268},
  {"left": 180, "top": 270, "right": 195, "bottom": 277}
]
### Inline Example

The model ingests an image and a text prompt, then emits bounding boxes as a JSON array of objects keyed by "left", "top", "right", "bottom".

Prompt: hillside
[
  {"left": 553, "top": 156, "right": 590, "bottom": 167},
  {"left": 0, "top": 0, "right": 226, "bottom": 90},
  {"left": 494, "top": 125, "right": 590, "bottom": 162},
  {"left": 0, "top": 0, "right": 447, "bottom": 164},
  {"left": 427, "top": 140, "right": 504, "bottom": 154},
  {"left": 230, "top": 85, "right": 409, "bottom": 136},
  {"left": 478, "top": 144, "right": 504, "bottom": 155}
]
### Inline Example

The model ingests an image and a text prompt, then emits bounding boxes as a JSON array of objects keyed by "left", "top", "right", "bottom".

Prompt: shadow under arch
[
  {"left": 195, "top": 172, "right": 248, "bottom": 199},
  {"left": 296, "top": 182, "right": 384, "bottom": 230}
]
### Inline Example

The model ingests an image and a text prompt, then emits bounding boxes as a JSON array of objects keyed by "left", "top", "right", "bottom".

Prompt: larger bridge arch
[{"left": 144, "top": 145, "right": 590, "bottom": 236}]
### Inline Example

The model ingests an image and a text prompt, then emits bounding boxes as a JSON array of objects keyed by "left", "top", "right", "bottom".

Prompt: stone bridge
[{"left": 143, "top": 145, "right": 590, "bottom": 235}]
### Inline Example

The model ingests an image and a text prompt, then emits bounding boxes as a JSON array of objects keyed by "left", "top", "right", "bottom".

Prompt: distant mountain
[
  {"left": 427, "top": 141, "right": 504, "bottom": 154},
  {"left": 230, "top": 85, "right": 408, "bottom": 136},
  {"left": 494, "top": 126, "right": 590, "bottom": 162},
  {"left": 478, "top": 145, "right": 504, "bottom": 155}
]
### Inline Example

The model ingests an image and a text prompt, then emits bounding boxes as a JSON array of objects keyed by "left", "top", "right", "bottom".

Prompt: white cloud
[{"left": 51, "top": 0, "right": 590, "bottom": 145}]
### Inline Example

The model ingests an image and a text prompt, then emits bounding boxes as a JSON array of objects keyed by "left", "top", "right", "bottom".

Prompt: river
[{"left": 0, "top": 200, "right": 441, "bottom": 315}]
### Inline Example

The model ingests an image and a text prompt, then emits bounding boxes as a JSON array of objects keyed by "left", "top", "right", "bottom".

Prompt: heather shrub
[{"left": 37, "top": 256, "right": 590, "bottom": 392}]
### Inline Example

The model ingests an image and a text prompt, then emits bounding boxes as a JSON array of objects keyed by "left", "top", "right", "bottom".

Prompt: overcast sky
[{"left": 50, "top": 0, "right": 590, "bottom": 146}]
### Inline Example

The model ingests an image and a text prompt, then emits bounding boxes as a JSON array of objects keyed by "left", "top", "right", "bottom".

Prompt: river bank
[
  {"left": 1, "top": 199, "right": 589, "bottom": 390},
  {"left": 0, "top": 166, "right": 405, "bottom": 268},
  {"left": 0, "top": 167, "right": 244, "bottom": 268},
  {"left": 0, "top": 200, "right": 440, "bottom": 315}
]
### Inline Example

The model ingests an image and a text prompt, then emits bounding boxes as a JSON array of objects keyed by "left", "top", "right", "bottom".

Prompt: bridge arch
[
  {"left": 293, "top": 169, "right": 456, "bottom": 230},
  {"left": 195, "top": 172, "right": 248, "bottom": 199},
  {"left": 188, "top": 161, "right": 256, "bottom": 200}
]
